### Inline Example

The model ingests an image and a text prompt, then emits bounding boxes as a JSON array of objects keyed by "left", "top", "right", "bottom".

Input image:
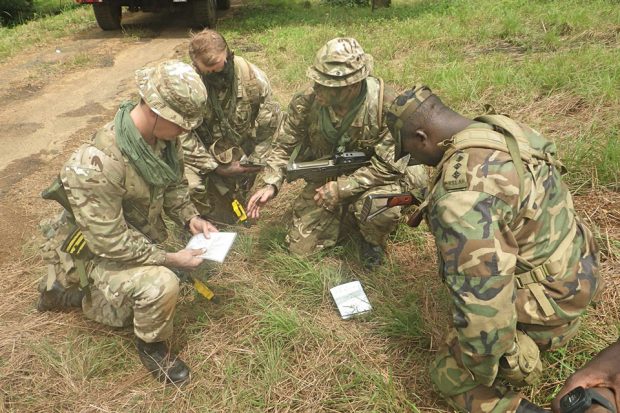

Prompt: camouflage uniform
[
  {"left": 182, "top": 56, "right": 282, "bottom": 224},
  {"left": 40, "top": 60, "right": 207, "bottom": 343},
  {"left": 415, "top": 116, "right": 602, "bottom": 412},
  {"left": 257, "top": 38, "right": 427, "bottom": 254}
]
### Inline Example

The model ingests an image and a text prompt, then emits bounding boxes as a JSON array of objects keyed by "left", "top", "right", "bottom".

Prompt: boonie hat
[
  {"left": 136, "top": 60, "right": 208, "bottom": 130},
  {"left": 306, "top": 37, "right": 373, "bottom": 87}
]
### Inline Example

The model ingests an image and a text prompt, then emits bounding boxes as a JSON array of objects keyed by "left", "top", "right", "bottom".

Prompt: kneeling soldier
[
  {"left": 38, "top": 60, "right": 217, "bottom": 385},
  {"left": 386, "top": 85, "right": 604, "bottom": 412}
]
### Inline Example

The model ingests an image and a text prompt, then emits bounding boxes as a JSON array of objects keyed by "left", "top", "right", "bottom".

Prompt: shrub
[
  {"left": 322, "top": 0, "right": 369, "bottom": 6},
  {"left": 321, "top": 0, "right": 391, "bottom": 7},
  {"left": 0, "top": 0, "right": 34, "bottom": 26}
]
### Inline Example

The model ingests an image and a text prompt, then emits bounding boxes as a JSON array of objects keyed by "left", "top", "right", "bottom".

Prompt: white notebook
[
  {"left": 330, "top": 281, "right": 372, "bottom": 319},
  {"left": 185, "top": 232, "right": 237, "bottom": 263}
]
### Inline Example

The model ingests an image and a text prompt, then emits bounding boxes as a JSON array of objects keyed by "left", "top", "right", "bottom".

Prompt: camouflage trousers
[
  {"left": 287, "top": 181, "right": 403, "bottom": 255},
  {"left": 431, "top": 307, "right": 582, "bottom": 413},
  {"left": 39, "top": 213, "right": 180, "bottom": 343},
  {"left": 82, "top": 260, "right": 180, "bottom": 343},
  {"left": 186, "top": 167, "right": 254, "bottom": 226},
  {"left": 431, "top": 223, "right": 603, "bottom": 413}
]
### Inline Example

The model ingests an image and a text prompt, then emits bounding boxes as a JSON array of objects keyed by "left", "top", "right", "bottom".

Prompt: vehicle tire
[
  {"left": 192, "top": 0, "right": 217, "bottom": 28},
  {"left": 216, "top": 0, "right": 230, "bottom": 10},
  {"left": 92, "top": 1, "right": 122, "bottom": 30}
]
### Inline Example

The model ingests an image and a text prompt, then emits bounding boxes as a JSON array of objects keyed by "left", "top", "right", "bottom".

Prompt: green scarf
[
  {"left": 319, "top": 79, "right": 368, "bottom": 153},
  {"left": 202, "top": 57, "right": 244, "bottom": 146},
  {"left": 115, "top": 102, "right": 181, "bottom": 188}
]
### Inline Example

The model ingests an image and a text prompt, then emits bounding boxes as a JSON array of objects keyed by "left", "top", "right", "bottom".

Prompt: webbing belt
[{"left": 515, "top": 261, "right": 562, "bottom": 317}]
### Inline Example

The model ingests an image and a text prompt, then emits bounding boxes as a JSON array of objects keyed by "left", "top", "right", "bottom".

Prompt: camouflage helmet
[
  {"left": 135, "top": 59, "right": 207, "bottom": 130},
  {"left": 306, "top": 37, "right": 373, "bottom": 87},
  {"left": 386, "top": 84, "right": 434, "bottom": 163}
]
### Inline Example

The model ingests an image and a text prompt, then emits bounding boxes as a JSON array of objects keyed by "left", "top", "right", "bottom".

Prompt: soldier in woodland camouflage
[
  {"left": 247, "top": 37, "right": 427, "bottom": 267},
  {"left": 183, "top": 29, "right": 283, "bottom": 225},
  {"left": 386, "top": 85, "right": 604, "bottom": 412},
  {"left": 37, "top": 60, "right": 218, "bottom": 385}
]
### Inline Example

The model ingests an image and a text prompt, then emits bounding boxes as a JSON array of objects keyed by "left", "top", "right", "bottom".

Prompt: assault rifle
[
  {"left": 285, "top": 151, "right": 370, "bottom": 183},
  {"left": 360, "top": 192, "right": 423, "bottom": 227}
]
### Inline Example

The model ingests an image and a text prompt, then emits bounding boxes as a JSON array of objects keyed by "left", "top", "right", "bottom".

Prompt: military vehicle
[{"left": 75, "top": 0, "right": 230, "bottom": 30}]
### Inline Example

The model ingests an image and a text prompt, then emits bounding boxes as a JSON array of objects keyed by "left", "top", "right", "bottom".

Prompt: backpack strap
[
  {"left": 377, "top": 77, "right": 385, "bottom": 130},
  {"left": 234, "top": 56, "right": 262, "bottom": 106},
  {"left": 475, "top": 115, "right": 528, "bottom": 206}
]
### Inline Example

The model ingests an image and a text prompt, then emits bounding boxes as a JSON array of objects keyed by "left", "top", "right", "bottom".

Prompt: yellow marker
[
  {"left": 193, "top": 278, "right": 214, "bottom": 300},
  {"left": 231, "top": 199, "right": 249, "bottom": 226}
]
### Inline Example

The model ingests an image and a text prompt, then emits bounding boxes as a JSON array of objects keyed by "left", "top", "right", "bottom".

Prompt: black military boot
[
  {"left": 135, "top": 338, "right": 190, "bottom": 385},
  {"left": 37, "top": 280, "right": 84, "bottom": 312},
  {"left": 360, "top": 239, "right": 385, "bottom": 269},
  {"left": 516, "top": 399, "right": 550, "bottom": 413}
]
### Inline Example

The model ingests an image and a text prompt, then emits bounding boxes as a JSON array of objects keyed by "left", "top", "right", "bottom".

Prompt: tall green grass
[{"left": 222, "top": 0, "right": 620, "bottom": 188}]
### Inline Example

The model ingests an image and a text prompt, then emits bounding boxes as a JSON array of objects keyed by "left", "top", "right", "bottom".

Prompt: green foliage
[
  {"left": 322, "top": 0, "right": 368, "bottom": 6},
  {"left": 0, "top": 0, "right": 77, "bottom": 26},
  {"left": 264, "top": 245, "right": 344, "bottom": 304},
  {"left": 257, "top": 306, "right": 304, "bottom": 345},
  {"left": 375, "top": 293, "right": 429, "bottom": 346},
  {"left": 0, "top": 0, "right": 34, "bottom": 26},
  {"left": 0, "top": 6, "right": 94, "bottom": 60},
  {"left": 390, "top": 223, "right": 428, "bottom": 247},
  {"left": 34, "top": 0, "right": 78, "bottom": 16}
]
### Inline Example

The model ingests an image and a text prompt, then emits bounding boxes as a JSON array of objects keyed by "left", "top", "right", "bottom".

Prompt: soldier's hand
[
  {"left": 247, "top": 185, "right": 276, "bottom": 219},
  {"left": 188, "top": 216, "right": 218, "bottom": 238},
  {"left": 165, "top": 248, "right": 205, "bottom": 270},
  {"left": 552, "top": 341, "right": 620, "bottom": 412},
  {"left": 215, "top": 161, "right": 262, "bottom": 177},
  {"left": 314, "top": 181, "right": 340, "bottom": 211}
]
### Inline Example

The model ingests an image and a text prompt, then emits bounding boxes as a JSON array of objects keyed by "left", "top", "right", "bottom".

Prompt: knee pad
[{"left": 499, "top": 331, "right": 542, "bottom": 387}]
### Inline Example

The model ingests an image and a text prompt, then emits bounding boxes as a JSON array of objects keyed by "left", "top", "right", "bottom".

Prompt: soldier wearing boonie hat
[
  {"left": 37, "top": 59, "right": 219, "bottom": 386},
  {"left": 385, "top": 85, "right": 603, "bottom": 413},
  {"left": 136, "top": 59, "right": 207, "bottom": 131},
  {"left": 306, "top": 37, "right": 374, "bottom": 87},
  {"left": 247, "top": 37, "right": 427, "bottom": 268}
]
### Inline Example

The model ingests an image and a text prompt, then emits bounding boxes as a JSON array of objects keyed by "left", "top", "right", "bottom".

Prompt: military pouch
[
  {"left": 499, "top": 331, "right": 543, "bottom": 387},
  {"left": 209, "top": 138, "right": 245, "bottom": 165}
]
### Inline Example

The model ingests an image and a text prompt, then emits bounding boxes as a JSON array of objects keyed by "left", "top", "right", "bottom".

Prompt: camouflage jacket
[
  {"left": 257, "top": 76, "right": 413, "bottom": 198},
  {"left": 182, "top": 56, "right": 282, "bottom": 175},
  {"left": 60, "top": 121, "right": 199, "bottom": 266},
  {"left": 426, "top": 117, "right": 601, "bottom": 386}
]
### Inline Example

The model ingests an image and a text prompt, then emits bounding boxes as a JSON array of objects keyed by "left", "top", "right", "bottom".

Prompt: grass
[
  {"left": 0, "top": 0, "right": 619, "bottom": 412},
  {"left": 34, "top": 0, "right": 78, "bottom": 16},
  {"left": 0, "top": 6, "right": 94, "bottom": 60},
  {"left": 225, "top": 0, "right": 620, "bottom": 189}
]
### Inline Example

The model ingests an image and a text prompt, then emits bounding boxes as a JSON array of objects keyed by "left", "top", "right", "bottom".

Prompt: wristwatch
[{"left": 560, "top": 386, "right": 617, "bottom": 413}]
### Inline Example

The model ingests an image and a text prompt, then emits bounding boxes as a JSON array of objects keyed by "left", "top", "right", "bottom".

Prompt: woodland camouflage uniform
[
  {"left": 256, "top": 37, "right": 427, "bottom": 254},
  {"left": 39, "top": 60, "right": 207, "bottom": 343},
  {"left": 388, "top": 89, "right": 603, "bottom": 412},
  {"left": 182, "top": 55, "right": 282, "bottom": 224}
]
